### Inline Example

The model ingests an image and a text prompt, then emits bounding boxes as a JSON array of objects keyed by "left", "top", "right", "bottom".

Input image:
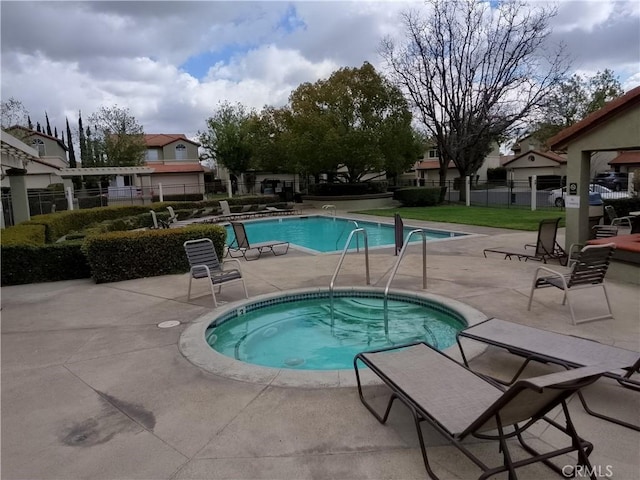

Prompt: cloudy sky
[{"left": 1, "top": 0, "right": 639, "bottom": 142}]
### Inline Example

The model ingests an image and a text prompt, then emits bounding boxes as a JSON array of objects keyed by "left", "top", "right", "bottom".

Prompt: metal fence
[{"left": 1, "top": 178, "right": 633, "bottom": 227}]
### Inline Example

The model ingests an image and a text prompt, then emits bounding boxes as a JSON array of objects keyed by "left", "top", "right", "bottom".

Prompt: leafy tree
[
  {"left": 287, "top": 62, "right": 421, "bottom": 183},
  {"left": 199, "top": 102, "right": 254, "bottom": 176},
  {"left": 88, "top": 105, "right": 146, "bottom": 167},
  {"left": 245, "top": 106, "right": 296, "bottom": 174},
  {"left": 66, "top": 117, "right": 77, "bottom": 168},
  {"left": 380, "top": 0, "right": 567, "bottom": 199},
  {"left": 532, "top": 69, "right": 624, "bottom": 144}
]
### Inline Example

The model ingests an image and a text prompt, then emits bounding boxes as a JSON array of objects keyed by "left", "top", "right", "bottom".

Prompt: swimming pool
[
  {"left": 180, "top": 288, "right": 489, "bottom": 385},
  {"left": 225, "top": 215, "right": 467, "bottom": 253}
]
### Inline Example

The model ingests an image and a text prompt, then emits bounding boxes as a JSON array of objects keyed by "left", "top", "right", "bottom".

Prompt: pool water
[
  {"left": 225, "top": 216, "right": 465, "bottom": 253},
  {"left": 207, "top": 296, "right": 466, "bottom": 370}
]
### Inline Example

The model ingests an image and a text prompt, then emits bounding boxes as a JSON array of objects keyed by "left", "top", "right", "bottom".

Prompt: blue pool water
[
  {"left": 225, "top": 215, "right": 466, "bottom": 253},
  {"left": 206, "top": 291, "right": 467, "bottom": 370}
]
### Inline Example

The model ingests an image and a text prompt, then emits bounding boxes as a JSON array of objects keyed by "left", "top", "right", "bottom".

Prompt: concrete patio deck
[{"left": 2, "top": 211, "right": 639, "bottom": 479}]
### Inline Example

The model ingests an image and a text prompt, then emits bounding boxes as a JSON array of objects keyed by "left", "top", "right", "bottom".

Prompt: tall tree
[
  {"left": 88, "top": 105, "right": 146, "bottom": 166},
  {"left": 45, "top": 111, "right": 52, "bottom": 136},
  {"left": 380, "top": 0, "right": 567, "bottom": 199},
  {"left": 532, "top": 69, "right": 624, "bottom": 144},
  {"left": 1, "top": 97, "right": 29, "bottom": 130},
  {"left": 287, "top": 62, "right": 421, "bottom": 182},
  {"left": 66, "top": 117, "right": 77, "bottom": 168},
  {"left": 78, "top": 111, "right": 88, "bottom": 166},
  {"left": 27, "top": 115, "right": 33, "bottom": 130},
  {"left": 199, "top": 102, "right": 254, "bottom": 177}
]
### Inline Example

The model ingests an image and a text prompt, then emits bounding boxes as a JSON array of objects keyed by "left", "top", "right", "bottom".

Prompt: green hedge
[
  {"left": 394, "top": 187, "right": 446, "bottom": 207},
  {"left": 82, "top": 224, "right": 227, "bottom": 283},
  {"left": 604, "top": 197, "right": 640, "bottom": 218},
  {"left": 1, "top": 224, "right": 47, "bottom": 246},
  {"left": 1, "top": 241, "right": 90, "bottom": 286},
  {"left": 307, "top": 182, "right": 387, "bottom": 196}
]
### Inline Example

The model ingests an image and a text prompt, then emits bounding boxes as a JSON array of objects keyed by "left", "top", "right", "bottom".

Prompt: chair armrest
[{"left": 222, "top": 258, "right": 243, "bottom": 272}]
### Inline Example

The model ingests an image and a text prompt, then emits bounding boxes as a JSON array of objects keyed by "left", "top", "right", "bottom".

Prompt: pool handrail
[
  {"left": 383, "top": 229, "right": 427, "bottom": 335},
  {"left": 335, "top": 220, "right": 360, "bottom": 252},
  {"left": 329, "top": 228, "right": 370, "bottom": 327}
]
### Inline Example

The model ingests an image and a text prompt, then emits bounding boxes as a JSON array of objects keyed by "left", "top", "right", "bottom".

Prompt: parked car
[
  {"left": 548, "top": 184, "right": 629, "bottom": 207},
  {"left": 593, "top": 172, "right": 629, "bottom": 191}
]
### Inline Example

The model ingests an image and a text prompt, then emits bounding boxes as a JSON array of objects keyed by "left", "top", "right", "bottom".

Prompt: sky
[{"left": 1, "top": 0, "right": 639, "bottom": 144}]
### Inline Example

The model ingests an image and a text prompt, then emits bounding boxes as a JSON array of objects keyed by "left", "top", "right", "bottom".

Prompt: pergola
[
  {"left": 548, "top": 86, "right": 640, "bottom": 249},
  {"left": 1, "top": 130, "right": 40, "bottom": 225}
]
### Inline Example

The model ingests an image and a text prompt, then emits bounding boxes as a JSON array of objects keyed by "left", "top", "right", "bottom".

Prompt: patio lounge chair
[
  {"left": 183, "top": 238, "right": 248, "bottom": 307},
  {"left": 354, "top": 342, "right": 613, "bottom": 479},
  {"left": 483, "top": 218, "right": 567, "bottom": 265},
  {"left": 218, "top": 200, "right": 248, "bottom": 220},
  {"left": 228, "top": 221, "right": 289, "bottom": 261},
  {"left": 605, "top": 205, "right": 634, "bottom": 229},
  {"left": 149, "top": 210, "right": 168, "bottom": 229},
  {"left": 528, "top": 243, "right": 615, "bottom": 324},
  {"left": 166, "top": 206, "right": 178, "bottom": 225},
  {"left": 457, "top": 318, "right": 640, "bottom": 431}
]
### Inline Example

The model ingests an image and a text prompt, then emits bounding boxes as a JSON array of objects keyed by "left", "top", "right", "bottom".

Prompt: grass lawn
[{"left": 354, "top": 205, "right": 565, "bottom": 231}]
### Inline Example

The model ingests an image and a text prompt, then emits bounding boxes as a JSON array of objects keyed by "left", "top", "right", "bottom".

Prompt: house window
[
  {"left": 428, "top": 149, "right": 438, "bottom": 158},
  {"left": 175, "top": 144, "right": 187, "bottom": 160},
  {"left": 146, "top": 149, "right": 159, "bottom": 161},
  {"left": 32, "top": 139, "right": 45, "bottom": 156}
]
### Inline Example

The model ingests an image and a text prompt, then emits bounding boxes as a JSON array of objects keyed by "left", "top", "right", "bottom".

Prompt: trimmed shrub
[
  {"left": 1, "top": 241, "right": 90, "bottom": 286},
  {"left": 604, "top": 197, "right": 640, "bottom": 218},
  {"left": 82, "top": 224, "right": 227, "bottom": 283},
  {"left": 394, "top": 187, "right": 446, "bottom": 207},
  {"left": 307, "top": 182, "right": 387, "bottom": 196},
  {"left": 1, "top": 224, "right": 46, "bottom": 246}
]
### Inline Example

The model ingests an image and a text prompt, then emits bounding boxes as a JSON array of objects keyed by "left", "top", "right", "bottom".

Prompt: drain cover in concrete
[{"left": 158, "top": 320, "right": 181, "bottom": 328}]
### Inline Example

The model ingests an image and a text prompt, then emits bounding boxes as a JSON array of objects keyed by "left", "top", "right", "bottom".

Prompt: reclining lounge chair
[
  {"left": 483, "top": 218, "right": 567, "bottom": 265},
  {"left": 228, "top": 222, "right": 289, "bottom": 261},
  {"left": 457, "top": 318, "right": 640, "bottom": 431},
  {"left": 354, "top": 342, "right": 613, "bottom": 479}
]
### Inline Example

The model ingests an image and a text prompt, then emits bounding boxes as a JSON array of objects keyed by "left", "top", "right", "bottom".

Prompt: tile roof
[
  {"left": 148, "top": 163, "right": 204, "bottom": 173},
  {"left": 415, "top": 160, "right": 455, "bottom": 170},
  {"left": 608, "top": 151, "right": 640, "bottom": 165},
  {"left": 548, "top": 86, "right": 640, "bottom": 150},
  {"left": 144, "top": 134, "right": 200, "bottom": 147},
  {"left": 7, "top": 125, "right": 68, "bottom": 151}
]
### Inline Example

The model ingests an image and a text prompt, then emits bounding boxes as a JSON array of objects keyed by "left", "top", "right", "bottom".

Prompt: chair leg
[
  {"left": 564, "top": 289, "right": 578, "bottom": 325},
  {"left": 187, "top": 275, "right": 193, "bottom": 301},
  {"left": 602, "top": 284, "right": 613, "bottom": 319},
  {"left": 209, "top": 280, "right": 218, "bottom": 307},
  {"left": 527, "top": 279, "right": 537, "bottom": 311},
  {"left": 241, "top": 279, "right": 249, "bottom": 299}
]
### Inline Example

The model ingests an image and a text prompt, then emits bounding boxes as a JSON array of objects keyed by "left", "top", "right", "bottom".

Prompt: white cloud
[{"left": 1, "top": 0, "right": 638, "bottom": 139}]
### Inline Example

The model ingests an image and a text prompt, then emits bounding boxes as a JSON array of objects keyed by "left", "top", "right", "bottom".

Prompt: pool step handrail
[
  {"left": 335, "top": 220, "right": 360, "bottom": 252},
  {"left": 329, "top": 228, "right": 370, "bottom": 326},
  {"left": 383, "top": 229, "right": 427, "bottom": 335}
]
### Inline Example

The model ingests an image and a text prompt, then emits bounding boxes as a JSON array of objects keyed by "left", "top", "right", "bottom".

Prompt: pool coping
[
  {"left": 225, "top": 214, "right": 485, "bottom": 255},
  {"left": 179, "top": 286, "right": 489, "bottom": 388}
]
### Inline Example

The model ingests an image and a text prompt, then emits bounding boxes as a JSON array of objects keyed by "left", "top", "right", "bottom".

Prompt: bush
[
  {"left": 604, "top": 197, "right": 640, "bottom": 218},
  {"left": 487, "top": 167, "right": 507, "bottom": 182},
  {"left": 1, "top": 241, "right": 90, "bottom": 286},
  {"left": 307, "top": 182, "right": 387, "bottom": 196},
  {"left": 83, "top": 224, "right": 227, "bottom": 283},
  {"left": 394, "top": 187, "right": 446, "bottom": 207},
  {"left": 0, "top": 224, "right": 46, "bottom": 246}
]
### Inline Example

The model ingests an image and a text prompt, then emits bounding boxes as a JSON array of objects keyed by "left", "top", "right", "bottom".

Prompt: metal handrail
[
  {"left": 336, "top": 220, "right": 359, "bottom": 251},
  {"left": 383, "top": 229, "right": 427, "bottom": 335},
  {"left": 329, "top": 228, "right": 370, "bottom": 327}
]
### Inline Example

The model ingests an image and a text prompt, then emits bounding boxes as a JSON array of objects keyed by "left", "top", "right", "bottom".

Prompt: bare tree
[
  {"left": 380, "top": 0, "right": 568, "bottom": 198},
  {"left": 88, "top": 105, "right": 146, "bottom": 167}
]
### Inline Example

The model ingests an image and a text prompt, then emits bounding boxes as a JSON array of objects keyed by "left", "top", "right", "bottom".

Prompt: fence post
[
  {"left": 465, "top": 176, "right": 470, "bottom": 206},
  {"left": 158, "top": 183, "right": 164, "bottom": 202},
  {"left": 228, "top": 179, "right": 233, "bottom": 198},
  {"left": 66, "top": 187, "right": 74, "bottom": 211},
  {"left": 531, "top": 175, "right": 537, "bottom": 211}
]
